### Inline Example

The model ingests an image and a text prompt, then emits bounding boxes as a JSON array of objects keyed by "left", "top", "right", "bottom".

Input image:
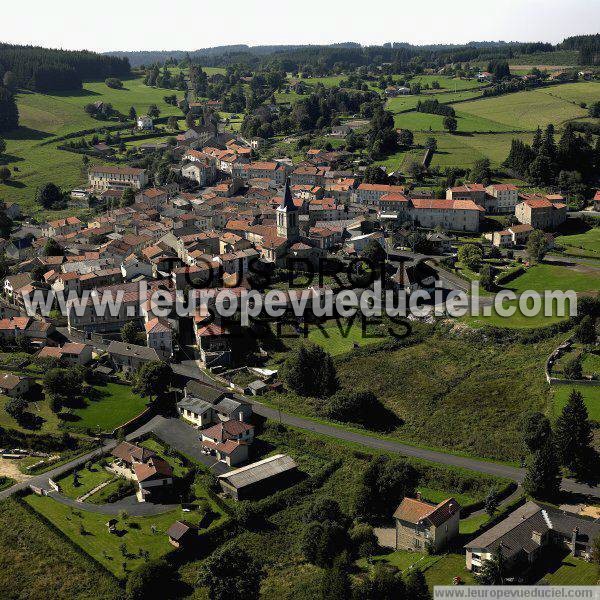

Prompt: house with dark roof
[
  {"left": 465, "top": 501, "right": 600, "bottom": 575},
  {"left": 394, "top": 494, "right": 461, "bottom": 552},
  {"left": 167, "top": 521, "right": 197, "bottom": 548}
]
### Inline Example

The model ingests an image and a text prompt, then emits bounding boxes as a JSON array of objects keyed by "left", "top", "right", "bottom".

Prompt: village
[{"left": 0, "top": 13, "right": 600, "bottom": 598}]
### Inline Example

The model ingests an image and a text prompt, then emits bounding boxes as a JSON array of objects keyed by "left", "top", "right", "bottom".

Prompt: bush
[{"left": 105, "top": 78, "right": 123, "bottom": 89}]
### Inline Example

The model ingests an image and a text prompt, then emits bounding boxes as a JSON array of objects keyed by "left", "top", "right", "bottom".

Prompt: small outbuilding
[{"left": 166, "top": 520, "right": 197, "bottom": 548}]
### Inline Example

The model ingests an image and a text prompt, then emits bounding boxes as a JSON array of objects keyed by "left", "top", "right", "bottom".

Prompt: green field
[
  {"left": 0, "top": 498, "right": 121, "bottom": 599},
  {"left": 66, "top": 382, "right": 149, "bottom": 433},
  {"left": 556, "top": 228, "right": 600, "bottom": 258},
  {"left": 2, "top": 75, "right": 183, "bottom": 215},
  {"left": 386, "top": 89, "right": 483, "bottom": 113},
  {"left": 393, "top": 109, "right": 510, "bottom": 133},
  {"left": 25, "top": 494, "right": 225, "bottom": 578},
  {"left": 454, "top": 88, "right": 588, "bottom": 131},
  {"left": 415, "top": 131, "right": 534, "bottom": 169},
  {"left": 552, "top": 385, "right": 600, "bottom": 422},
  {"left": 505, "top": 263, "right": 600, "bottom": 294},
  {"left": 462, "top": 299, "right": 571, "bottom": 329},
  {"left": 536, "top": 81, "right": 600, "bottom": 106},
  {"left": 407, "top": 75, "right": 486, "bottom": 92}
]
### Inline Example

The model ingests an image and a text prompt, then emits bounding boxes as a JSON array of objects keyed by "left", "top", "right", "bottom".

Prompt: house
[
  {"left": 465, "top": 501, "right": 600, "bottom": 575},
  {"left": 515, "top": 196, "right": 567, "bottom": 230},
  {"left": 88, "top": 166, "right": 149, "bottom": 191},
  {"left": 177, "top": 395, "right": 215, "bottom": 427},
  {"left": 4, "top": 273, "right": 33, "bottom": 300},
  {"left": 0, "top": 316, "right": 32, "bottom": 341},
  {"left": 214, "top": 397, "right": 253, "bottom": 423},
  {"left": 217, "top": 454, "right": 299, "bottom": 501},
  {"left": 110, "top": 441, "right": 173, "bottom": 503},
  {"left": 486, "top": 184, "right": 519, "bottom": 214},
  {"left": 487, "top": 224, "right": 534, "bottom": 248},
  {"left": 167, "top": 521, "right": 197, "bottom": 548},
  {"left": 145, "top": 318, "right": 173, "bottom": 358},
  {"left": 593, "top": 190, "right": 600, "bottom": 212},
  {"left": 107, "top": 341, "right": 163, "bottom": 372},
  {"left": 394, "top": 495, "right": 461, "bottom": 553},
  {"left": 195, "top": 322, "right": 232, "bottom": 368},
  {"left": 201, "top": 420, "right": 255, "bottom": 445},
  {"left": 137, "top": 115, "right": 153, "bottom": 130},
  {"left": 446, "top": 183, "right": 486, "bottom": 204},
  {"left": 0, "top": 372, "right": 31, "bottom": 397},
  {"left": 38, "top": 342, "right": 93, "bottom": 365}
]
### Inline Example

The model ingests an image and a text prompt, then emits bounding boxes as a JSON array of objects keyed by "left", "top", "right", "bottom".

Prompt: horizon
[{"left": 3, "top": 0, "right": 600, "bottom": 53}]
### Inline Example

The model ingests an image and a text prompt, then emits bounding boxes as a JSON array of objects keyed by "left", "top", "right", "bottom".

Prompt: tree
[
  {"left": 397, "top": 129, "right": 414, "bottom": 148},
  {"left": 125, "top": 559, "right": 172, "bottom": 600},
  {"left": 522, "top": 412, "right": 551, "bottom": 453},
  {"left": 321, "top": 554, "right": 351, "bottom": 600},
  {"left": 479, "top": 264, "right": 494, "bottom": 291},
  {"left": 185, "top": 111, "right": 196, "bottom": 129},
  {"left": 121, "top": 187, "right": 136, "bottom": 207},
  {"left": 35, "top": 183, "right": 63, "bottom": 209},
  {"left": 121, "top": 321, "right": 140, "bottom": 345},
  {"left": 324, "top": 391, "right": 383, "bottom": 427},
  {"left": 528, "top": 154, "right": 554, "bottom": 185},
  {"left": 405, "top": 569, "right": 430, "bottom": 600},
  {"left": 469, "top": 157, "right": 492, "bottom": 184},
  {"left": 525, "top": 229, "right": 548, "bottom": 262},
  {"left": 43, "top": 367, "right": 84, "bottom": 404},
  {"left": 562, "top": 355, "right": 583, "bottom": 380},
  {"left": 523, "top": 438, "right": 561, "bottom": 501},
  {"left": 147, "top": 104, "right": 160, "bottom": 118},
  {"left": 2, "top": 71, "right": 17, "bottom": 93},
  {"left": 458, "top": 244, "right": 483, "bottom": 271},
  {"left": 354, "top": 563, "right": 406, "bottom": 600},
  {"left": 167, "top": 116, "right": 179, "bottom": 130},
  {"left": 0, "top": 136, "right": 6, "bottom": 155},
  {"left": 282, "top": 343, "right": 338, "bottom": 397},
  {"left": 197, "top": 546, "right": 263, "bottom": 600},
  {"left": 105, "top": 78, "right": 123, "bottom": 89},
  {"left": 300, "top": 520, "right": 348, "bottom": 568},
  {"left": 303, "top": 498, "right": 346, "bottom": 525},
  {"left": 363, "top": 165, "right": 388, "bottom": 184},
  {"left": 424, "top": 136, "right": 437, "bottom": 152},
  {"left": 43, "top": 238, "right": 63, "bottom": 256},
  {"left": 443, "top": 116, "right": 457, "bottom": 133},
  {"left": 128, "top": 106, "right": 137, "bottom": 121},
  {"left": 5, "top": 397, "right": 27, "bottom": 421},
  {"left": 0, "top": 86, "right": 19, "bottom": 132},
  {"left": 361, "top": 238, "right": 386, "bottom": 265},
  {"left": 554, "top": 389, "right": 593, "bottom": 475},
  {"left": 406, "top": 160, "right": 424, "bottom": 181},
  {"left": 573, "top": 315, "right": 597, "bottom": 345},
  {"left": 484, "top": 488, "right": 500, "bottom": 517},
  {"left": 0, "top": 166, "right": 10, "bottom": 183},
  {"left": 348, "top": 522, "right": 378, "bottom": 558},
  {"left": 133, "top": 361, "right": 172, "bottom": 400},
  {"left": 476, "top": 547, "right": 505, "bottom": 585}
]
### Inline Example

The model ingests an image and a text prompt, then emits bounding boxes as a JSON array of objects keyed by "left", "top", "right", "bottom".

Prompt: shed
[
  {"left": 166, "top": 520, "right": 197, "bottom": 548},
  {"left": 217, "top": 454, "right": 299, "bottom": 500}
]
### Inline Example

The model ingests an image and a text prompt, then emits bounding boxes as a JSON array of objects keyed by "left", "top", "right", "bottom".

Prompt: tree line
[{"left": 0, "top": 43, "right": 131, "bottom": 92}]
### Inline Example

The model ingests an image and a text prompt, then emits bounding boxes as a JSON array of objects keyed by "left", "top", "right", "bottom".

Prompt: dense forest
[
  {"left": 104, "top": 38, "right": 589, "bottom": 71},
  {"left": 0, "top": 44, "right": 131, "bottom": 92}
]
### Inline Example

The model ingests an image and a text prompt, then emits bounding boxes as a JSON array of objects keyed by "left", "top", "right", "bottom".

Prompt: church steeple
[{"left": 276, "top": 179, "right": 299, "bottom": 240}]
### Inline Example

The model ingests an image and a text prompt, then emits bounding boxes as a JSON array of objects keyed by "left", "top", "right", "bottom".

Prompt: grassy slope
[
  {"left": 0, "top": 498, "right": 121, "bottom": 599},
  {"left": 2, "top": 76, "right": 182, "bottom": 216},
  {"left": 66, "top": 382, "right": 149, "bottom": 433},
  {"left": 555, "top": 228, "right": 600, "bottom": 259},
  {"left": 455, "top": 88, "right": 588, "bottom": 130},
  {"left": 552, "top": 385, "right": 600, "bottom": 422},
  {"left": 505, "top": 263, "right": 600, "bottom": 294}
]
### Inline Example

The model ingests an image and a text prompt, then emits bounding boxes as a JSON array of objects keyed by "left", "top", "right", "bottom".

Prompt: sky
[{"left": 2, "top": 0, "right": 599, "bottom": 52}]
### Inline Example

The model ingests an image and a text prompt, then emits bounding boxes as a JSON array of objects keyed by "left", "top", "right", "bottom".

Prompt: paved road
[
  {"left": 0, "top": 415, "right": 229, "bottom": 502},
  {"left": 248, "top": 400, "right": 600, "bottom": 500}
]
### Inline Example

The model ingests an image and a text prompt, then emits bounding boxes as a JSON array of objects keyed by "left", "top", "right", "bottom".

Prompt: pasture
[
  {"left": 2, "top": 75, "right": 183, "bottom": 216},
  {"left": 454, "top": 88, "right": 588, "bottom": 130},
  {"left": 555, "top": 227, "right": 600, "bottom": 258}
]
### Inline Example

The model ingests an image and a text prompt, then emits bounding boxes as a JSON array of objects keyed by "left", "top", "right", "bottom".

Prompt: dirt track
[{"left": 0, "top": 458, "right": 32, "bottom": 483}]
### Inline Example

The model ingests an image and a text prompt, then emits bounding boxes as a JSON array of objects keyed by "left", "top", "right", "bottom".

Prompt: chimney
[{"left": 571, "top": 527, "right": 579, "bottom": 550}]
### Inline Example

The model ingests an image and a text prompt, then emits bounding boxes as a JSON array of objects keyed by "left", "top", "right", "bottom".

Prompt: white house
[{"left": 137, "top": 115, "right": 154, "bottom": 130}]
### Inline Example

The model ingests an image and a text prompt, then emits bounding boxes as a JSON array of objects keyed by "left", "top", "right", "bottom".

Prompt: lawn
[
  {"left": 0, "top": 498, "right": 121, "bottom": 599},
  {"left": 2, "top": 75, "right": 183, "bottom": 216},
  {"left": 65, "top": 382, "right": 149, "bottom": 433},
  {"left": 358, "top": 550, "right": 476, "bottom": 587},
  {"left": 459, "top": 512, "right": 490, "bottom": 535},
  {"left": 541, "top": 554, "right": 600, "bottom": 585},
  {"left": 56, "top": 463, "right": 114, "bottom": 500},
  {"left": 414, "top": 131, "right": 534, "bottom": 169},
  {"left": 418, "top": 486, "right": 476, "bottom": 508},
  {"left": 552, "top": 385, "right": 600, "bottom": 422},
  {"left": 505, "top": 263, "right": 600, "bottom": 295},
  {"left": 25, "top": 489, "right": 228, "bottom": 578},
  {"left": 393, "top": 109, "right": 511, "bottom": 133},
  {"left": 556, "top": 228, "right": 600, "bottom": 259},
  {"left": 386, "top": 89, "right": 483, "bottom": 114},
  {"left": 455, "top": 87, "right": 588, "bottom": 131}
]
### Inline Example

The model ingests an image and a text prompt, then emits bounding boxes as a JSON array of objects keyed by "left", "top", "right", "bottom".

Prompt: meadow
[
  {"left": 453, "top": 87, "right": 589, "bottom": 130},
  {"left": 2, "top": 75, "right": 183, "bottom": 216},
  {"left": 266, "top": 331, "right": 559, "bottom": 461},
  {"left": 551, "top": 385, "right": 600, "bottom": 422},
  {"left": 505, "top": 262, "right": 600, "bottom": 295},
  {"left": 555, "top": 227, "right": 600, "bottom": 259},
  {"left": 0, "top": 498, "right": 121, "bottom": 599}
]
